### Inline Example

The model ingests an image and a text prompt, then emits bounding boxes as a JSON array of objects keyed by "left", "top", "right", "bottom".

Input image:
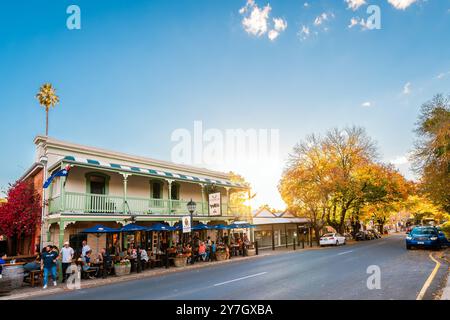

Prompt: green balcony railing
[{"left": 48, "top": 192, "right": 250, "bottom": 217}]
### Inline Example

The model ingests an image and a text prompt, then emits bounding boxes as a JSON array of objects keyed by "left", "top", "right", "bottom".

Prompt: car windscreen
[{"left": 411, "top": 228, "right": 436, "bottom": 235}]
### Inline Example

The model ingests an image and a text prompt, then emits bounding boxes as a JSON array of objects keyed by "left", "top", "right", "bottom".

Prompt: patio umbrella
[
  {"left": 81, "top": 224, "right": 119, "bottom": 255},
  {"left": 147, "top": 223, "right": 176, "bottom": 232},
  {"left": 192, "top": 223, "right": 211, "bottom": 230},
  {"left": 81, "top": 224, "right": 119, "bottom": 233},
  {"left": 119, "top": 223, "right": 147, "bottom": 232}
]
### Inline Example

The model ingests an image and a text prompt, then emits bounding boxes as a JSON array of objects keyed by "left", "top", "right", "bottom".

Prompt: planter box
[
  {"left": 174, "top": 256, "right": 187, "bottom": 268},
  {"left": 247, "top": 249, "right": 256, "bottom": 256},
  {"left": 216, "top": 252, "right": 228, "bottom": 261},
  {"left": 114, "top": 264, "right": 131, "bottom": 277}
]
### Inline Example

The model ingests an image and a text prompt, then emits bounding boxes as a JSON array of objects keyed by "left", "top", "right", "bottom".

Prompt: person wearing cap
[{"left": 60, "top": 241, "right": 74, "bottom": 283}]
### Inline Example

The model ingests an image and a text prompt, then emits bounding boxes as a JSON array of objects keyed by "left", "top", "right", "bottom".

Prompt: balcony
[{"left": 49, "top": 192, "right": 250, "bottom": 217}]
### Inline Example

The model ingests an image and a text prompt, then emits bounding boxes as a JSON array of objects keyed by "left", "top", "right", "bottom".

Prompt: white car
[{"left": 320, "top": 233, "right": 346, "bottom": 246}]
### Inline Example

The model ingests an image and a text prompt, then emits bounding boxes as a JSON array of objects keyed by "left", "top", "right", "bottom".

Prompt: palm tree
[{"left": 35, "top": 83, "right": 59, "bottom": 136}]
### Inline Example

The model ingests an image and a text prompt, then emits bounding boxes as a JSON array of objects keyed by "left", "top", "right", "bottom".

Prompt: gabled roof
[{"left": 252, "top": 207, "right": 277, "bottom": 218}]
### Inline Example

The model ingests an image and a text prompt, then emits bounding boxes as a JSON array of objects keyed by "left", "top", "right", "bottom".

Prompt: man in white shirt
[
  {"left": 60, "top": 242, "right": 74, "bottom": 283},
  {"left": 81, "top": 240, "right": 91, "bottom": 257}
]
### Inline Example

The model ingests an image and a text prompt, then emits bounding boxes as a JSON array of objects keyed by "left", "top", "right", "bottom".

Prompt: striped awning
[{"left": 62, "top": 156, "right": 246, "bottom": 189}]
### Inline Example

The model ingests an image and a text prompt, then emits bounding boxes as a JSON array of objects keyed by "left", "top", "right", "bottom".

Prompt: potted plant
[
  {"left": 114, "top": 259, "right": 131, "bottom": 276},
  {"left": 215, "top": 248, "right": 227, "bottom": 261},
  {"left": 173, "top": 254, "right": 187, "bottom": 267}
]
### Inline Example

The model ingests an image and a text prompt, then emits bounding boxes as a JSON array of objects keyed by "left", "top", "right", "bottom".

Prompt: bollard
[
  {"left": 255, "top": 241, "right": 259, "bottom": 255},
  {"left": 166, "top": 253, "right": 169, "bottom": 269},
  {"left": 293, "top": 238, "right": 296, "bottom": 251}
]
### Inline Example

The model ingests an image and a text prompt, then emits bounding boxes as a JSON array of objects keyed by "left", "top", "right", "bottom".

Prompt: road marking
[
  {"left": 337, "top": 250, "right": 353, "bottom": 255},
  {"left": 416, "top": 253, "right": 441, "bottom": 300},
  {"left": 213, "top": 272, "right": 267, "bottom": 287}
]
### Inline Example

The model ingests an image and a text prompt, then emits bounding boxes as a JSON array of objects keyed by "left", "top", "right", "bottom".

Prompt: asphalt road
[{"left": 38, "top": 234, "right": 447, "bottom": 300}]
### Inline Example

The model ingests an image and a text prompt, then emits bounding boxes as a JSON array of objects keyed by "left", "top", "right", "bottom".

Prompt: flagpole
[{"left": 39, "top": 155, "right": 48, "bottom": 252}]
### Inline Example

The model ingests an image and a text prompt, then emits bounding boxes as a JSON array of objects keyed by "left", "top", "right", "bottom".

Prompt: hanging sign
[
  {"left": 208, "top": 192, "right": 221, "bottom": 216},
  {"left": 182, "top": 216, "right": 191, "bottom": 233}
]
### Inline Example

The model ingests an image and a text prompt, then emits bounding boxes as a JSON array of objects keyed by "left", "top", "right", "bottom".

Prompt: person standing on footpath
[
  {"left": 60, "top": 242, "right": 74, "bottom": 283},
  {"left": 41, "top": 245, "right": 59, "bottom": 289}
]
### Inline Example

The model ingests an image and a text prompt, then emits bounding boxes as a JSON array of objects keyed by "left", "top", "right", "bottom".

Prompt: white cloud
[
  {"left": 241, "top": 1, "right": 271, "bottom": 37},
  {"left": 314, "top": 13, "right": 329, "bottom": 26},
  {"left": 273, "top": 18, "right": 287, "bottom": 32},
  {"left": 304, "top": 2, "right": 309, "bottom": 8},
  {"left": 298, "top": 25, "right": 311, "bottom": 41},
  {"left": 387, "top": 0, "right": 417, "bottom": 10},
  {"left": 390, "top": 155, "right": 409, "bottom": 165},
  {"left": 437, "top": 71, "right": 450, "bottom": 80},
  {"left": 239, "top": 1, "right": 287, "bottom": 41},
  {"left": 346, "top": 0, "right": 366, "bottom": 11},
  {"left": 268, "top": 30, "right": 279, "bottom": 41},
  {"left": 348, "top": 17, "right": 371, "bottom": 29},
  {"left": 402, "top": 82, "right": 412, "bottom": 95},
  {"left": 361, "top": 101, "right": 372, "bottom": 107},
  {"left": 267, "top": 18, "right": 287, "bottom": 41}
]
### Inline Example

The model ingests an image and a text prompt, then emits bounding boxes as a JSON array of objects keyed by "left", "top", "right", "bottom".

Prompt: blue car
[{"left": 406, "top": 226, "right": 445, "bottom": 250}]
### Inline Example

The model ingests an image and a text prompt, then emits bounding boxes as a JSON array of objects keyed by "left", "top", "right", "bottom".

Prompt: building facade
[
  {"left": 252, "top": 207, "right": 310, "bottom": 250},
  {"left": 29, "top": 136, "right": 250, "bottom": 255}
]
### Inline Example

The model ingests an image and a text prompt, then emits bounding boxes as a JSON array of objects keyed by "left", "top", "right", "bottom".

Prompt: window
[
  {"left": 171, "top": 183, "right": 180, "bottom": 200},
  {"left": 90, "top": 175, "right": 106, "bottom": 195},
  {"left": 152, "top": 181, "right": 162, "bottom": 199}
]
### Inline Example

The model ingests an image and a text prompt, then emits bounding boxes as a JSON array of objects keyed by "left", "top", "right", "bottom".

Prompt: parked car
[
  {"left": 320, "top": 233, "right": 346, "bottom": 246},
  {"left": 406, "top": 226, "right": 444, "bottom": 250}
]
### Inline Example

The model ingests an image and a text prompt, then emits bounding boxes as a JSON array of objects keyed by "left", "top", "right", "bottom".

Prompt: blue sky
[{"left": 0, "top": 0, "right": 449, "bottom": 208}]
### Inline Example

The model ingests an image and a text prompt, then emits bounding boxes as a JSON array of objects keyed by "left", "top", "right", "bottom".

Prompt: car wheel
[{"left": 406, "top": 244, "right": 412, "bottom": 250}]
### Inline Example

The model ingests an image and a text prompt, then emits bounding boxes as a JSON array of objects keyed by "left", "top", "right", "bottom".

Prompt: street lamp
[{"left": 187, "top": 198, "right": 196, "bottom": 264}]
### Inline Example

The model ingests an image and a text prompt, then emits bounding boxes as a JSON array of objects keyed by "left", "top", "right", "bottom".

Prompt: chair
[{"left": 24, "top": 270, "right": 43, "bottom": 287}]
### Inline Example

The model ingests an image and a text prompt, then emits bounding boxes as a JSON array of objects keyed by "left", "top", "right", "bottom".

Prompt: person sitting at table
[
  {"left": 198, "top": 242, "right": 207, "bottom": 261},
  {"left": 23, "top": 251, "right": 42, "bottom": 274},
  {"left": 81, "top": 250, "right": 99, "bottom": 279}
]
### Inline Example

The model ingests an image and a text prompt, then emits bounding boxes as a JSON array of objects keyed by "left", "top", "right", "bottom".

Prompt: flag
[{"left": 43, "top": 165, "right": 72, "bottom": 189}]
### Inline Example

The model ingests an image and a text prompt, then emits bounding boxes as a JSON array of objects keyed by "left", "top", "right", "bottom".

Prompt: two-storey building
[{"left": 28, "top": 136, "right": 251, "bottom": 254}]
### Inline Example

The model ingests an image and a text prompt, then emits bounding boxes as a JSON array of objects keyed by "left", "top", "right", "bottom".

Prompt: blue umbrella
[
  {"left": 147, "top": 223, "right": 176, "bottom": 232},
  {"left": 212, "top": 224, "right": 229, "bottom": 230},
  {"left": 81, "top": 225, "right": 118, "bottom": 254},
  {"left": 81, "top": 224, "right": 118, "bottom": 233},
  {"left": 120, "top": 223, "right": 147, "bottom": 232},
  {"left": 192, "top": 223, "right": 211, "bottom": 230}
]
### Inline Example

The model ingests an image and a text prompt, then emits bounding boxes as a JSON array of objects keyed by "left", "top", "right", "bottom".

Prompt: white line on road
[
  {"left": 337, "top": 250, "right": 354, "bottom": 255},
  {"left": 213, "top": 272, "right": 267, "bottom": 287}
]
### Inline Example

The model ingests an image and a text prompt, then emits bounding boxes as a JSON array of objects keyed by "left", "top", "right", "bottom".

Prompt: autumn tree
[
  {"left": 228, "top": 172, "right": 252, "bottom": 219},
  {"left": 0, "top": 181, "right": 41, "bottom": 254},
  {"left": 412, "top": 94, "right": 450, "bottom": 213},
  {"left": 279, "top": 134, "right": 334, "bottom": 244},
  {"left": 280, "top": 126, "right": 411, "bottom": 238}
]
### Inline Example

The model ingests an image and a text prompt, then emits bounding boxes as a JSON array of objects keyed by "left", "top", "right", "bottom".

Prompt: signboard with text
[
  {"left": 208, "top": 192, "right": 221, "bottom": 216},
  {"left": 182, "top": 216, "right": 191, "bottom": 233}
]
